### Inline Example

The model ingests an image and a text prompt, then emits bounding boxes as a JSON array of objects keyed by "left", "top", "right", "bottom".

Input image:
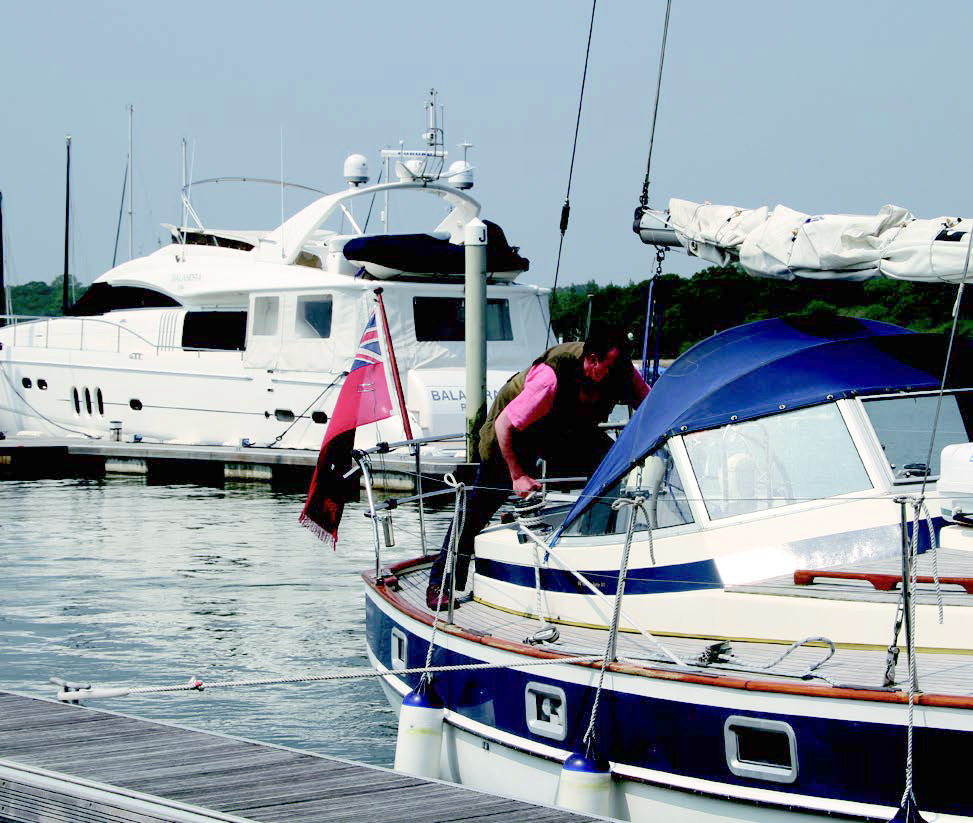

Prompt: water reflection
[{"left": 0, "top": 476, "right": 452, "bottom": 766}]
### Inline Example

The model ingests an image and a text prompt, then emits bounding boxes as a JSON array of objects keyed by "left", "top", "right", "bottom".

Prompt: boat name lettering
[
  {"left": 170, "top": 272, "right": 201, "bottom": 283},
  {"left": 429, "top": 389, "right": 498, "bottom": 403}
]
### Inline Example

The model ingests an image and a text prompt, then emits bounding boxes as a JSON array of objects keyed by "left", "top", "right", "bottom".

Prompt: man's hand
[{"left": 512, "top": 474, "right": 542, "bottom": 498}]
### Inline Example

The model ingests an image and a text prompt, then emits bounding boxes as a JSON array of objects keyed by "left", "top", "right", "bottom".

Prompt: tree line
[
  {"left": 551, "top": 266, "right": 972, "bottom": 357},
  {"left": 6, "top": 267, "right": 971, "bottom": 357}
]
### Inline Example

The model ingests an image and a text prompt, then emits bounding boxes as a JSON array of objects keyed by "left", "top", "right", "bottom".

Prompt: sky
[{"left": 1, "top": 1, "right": 970, "bottom": 292}]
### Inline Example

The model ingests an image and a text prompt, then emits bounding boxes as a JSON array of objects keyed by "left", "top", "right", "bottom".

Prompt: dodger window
[
  {"left": 863, "top": 391, "right": 972, "bottom": 481},
  {"left": 413, "top": 297, "right": 514, "bottom": 342}
]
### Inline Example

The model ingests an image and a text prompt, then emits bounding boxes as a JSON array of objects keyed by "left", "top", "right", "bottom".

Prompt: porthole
[
  {"left": 72, "top": 388, "right": 81, "bottom": 415},
  {"left": 724, "top": 715, "right": 798, "bottom": 784},
  {"left": 96, "top": 388, "right": 104, "bottom": 415},
  {"left": 130, "top": 399, "right": 142, "bottom": 411},
  {"left": 37, "top": 379, "right": 47, "bottom": 390},
  {"left": 525, "top": 682, "right": 567, "bottom": 741},
  {"left": 390, "top": 628, "right": 407, "bottom": 671},
  {"left": 311, "top": 411, "right": 328, "bottom": 425},
  {"left": 274, "top": 409, "right": 295, "bottom": 422},
  {"left": 21, "top": 378, "right": 31, "bottom": 389},
  {"left": 84, "top": 388, "right": 93, "bottom": 415}
]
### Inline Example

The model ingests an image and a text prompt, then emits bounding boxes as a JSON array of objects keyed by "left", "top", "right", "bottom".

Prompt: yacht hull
[{"left": 365, "top": 569, "right": 973, "bottom": 822}]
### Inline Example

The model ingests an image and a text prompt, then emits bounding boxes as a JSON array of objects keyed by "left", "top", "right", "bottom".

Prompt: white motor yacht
[{"left": 0, "top": 96, "right": 549, "bottom": 472}]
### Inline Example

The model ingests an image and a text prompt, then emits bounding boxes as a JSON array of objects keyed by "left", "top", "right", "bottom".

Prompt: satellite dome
[
  {"left": 447, "top": 160, "right": 474, "bottom": 190},
  {"left": 343, "top": 153, "right": 369, "bottom": 186}
]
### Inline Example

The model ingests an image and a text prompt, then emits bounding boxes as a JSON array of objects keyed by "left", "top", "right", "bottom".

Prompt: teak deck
[{"left": 0, "top": 692, "right": 596, "bottom": 823}]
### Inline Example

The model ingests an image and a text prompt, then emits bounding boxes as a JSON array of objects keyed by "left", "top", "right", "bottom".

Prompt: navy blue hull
[{"left": 367, "top": 594, "right": 968, "bottom": 817}]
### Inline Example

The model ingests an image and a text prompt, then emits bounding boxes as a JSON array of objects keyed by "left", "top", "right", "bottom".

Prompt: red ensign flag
[{"left": 299, "top": 312, "right": 393, "bottom": 547}]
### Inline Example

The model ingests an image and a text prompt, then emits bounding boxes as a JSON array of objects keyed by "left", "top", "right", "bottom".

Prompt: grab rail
[{"left": 0, "top": 314, "right": 160, "bottom": 354}]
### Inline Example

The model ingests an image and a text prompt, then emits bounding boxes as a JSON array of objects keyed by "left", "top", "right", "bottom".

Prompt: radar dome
[
  {"left": 447, "top": 160, "right": 474, "bottom": 189},
  {"left": 343, "top": 154, "right": 369, "bottom": 186}
]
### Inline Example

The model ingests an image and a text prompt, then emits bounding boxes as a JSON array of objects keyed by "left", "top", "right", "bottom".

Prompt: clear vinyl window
[
  {"left": 685, "top": 404, "right": 870, "bottom": 520},
  {"left": 862, "top": 391, "right": 972, "bottom": 481},
  {"left": 252, "top": 296, "right": 280, "bottom": 336},
  {"left": 565, "top": 444, "right": 693, "bottom": 536},
  {"left": 296, "top": 295, "right": 333, "bottom": 339}
]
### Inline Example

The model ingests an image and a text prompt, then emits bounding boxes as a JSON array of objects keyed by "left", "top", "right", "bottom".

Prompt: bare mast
[{"left": 62, "top": 134, "right": 71, "bottom": 315}]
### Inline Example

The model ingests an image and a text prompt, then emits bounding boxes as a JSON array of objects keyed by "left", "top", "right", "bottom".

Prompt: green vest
[{"left": 477, "top": 342, "right": 631, "bottom": 463}]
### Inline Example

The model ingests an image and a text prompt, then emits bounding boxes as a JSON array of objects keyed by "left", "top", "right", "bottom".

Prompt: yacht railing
[{"left": 1, "top": 314, "right": 168, "bottom": 356}]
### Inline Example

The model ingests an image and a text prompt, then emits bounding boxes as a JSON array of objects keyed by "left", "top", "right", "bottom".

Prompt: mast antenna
[{"left": 127, "top": 104, "right": 134, "bottom": 260}]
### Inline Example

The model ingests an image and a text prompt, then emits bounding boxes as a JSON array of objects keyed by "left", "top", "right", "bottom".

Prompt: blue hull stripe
[{"left": 475, "top": 557, "right": 723, "bottom": 595}]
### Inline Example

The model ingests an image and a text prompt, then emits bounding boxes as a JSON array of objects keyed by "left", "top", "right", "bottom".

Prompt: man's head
[{"left": 582, "top": 326, "right": 630, "bottom": 384}]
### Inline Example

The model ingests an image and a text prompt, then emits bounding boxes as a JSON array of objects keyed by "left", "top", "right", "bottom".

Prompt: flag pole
[{"left": 374, "top": 288, "right": 413, "bottom": 441}]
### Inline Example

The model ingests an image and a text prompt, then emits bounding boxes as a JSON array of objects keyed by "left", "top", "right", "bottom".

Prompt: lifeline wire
[{"left": 546, "top": 0, "right": 597, "bottom": 346}]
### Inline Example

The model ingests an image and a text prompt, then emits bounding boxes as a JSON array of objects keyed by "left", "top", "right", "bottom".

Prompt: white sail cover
[{"left": 654, "top": 198, "right": 973, "bottom": 283}]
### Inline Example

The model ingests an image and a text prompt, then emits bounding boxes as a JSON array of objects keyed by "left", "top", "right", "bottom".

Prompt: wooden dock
[
  {"left": 0, "top": 692, "right": 597, "bottom": 822},
  {"left": 0, "top": 437, "right": 471, "bottom": 492}
]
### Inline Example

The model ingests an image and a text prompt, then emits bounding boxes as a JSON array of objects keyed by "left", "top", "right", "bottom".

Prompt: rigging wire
[
  {"left": 111, "top": 160, "right": 128, "bottom": 268},
  {"left": 637, "top": 0, "right": 673, "bottom": 214},
  {"left": 546, "top": 0, "right": 597, "bottom": 346}
]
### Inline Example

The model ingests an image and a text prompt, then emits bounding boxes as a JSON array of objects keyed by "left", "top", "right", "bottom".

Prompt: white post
[{"left": 464, "top": 218, "right": 488, "bottom": 463}]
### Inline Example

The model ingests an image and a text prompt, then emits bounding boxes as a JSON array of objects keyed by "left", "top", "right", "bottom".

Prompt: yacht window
[
  {"left": 862, "top": 392, "right": 972, "bottom": 481},
  {"left": 252, "top": 297, "right": 280, "bottom": 336},
  {"left": 182, "top": 311, "right": 247, "bottom": 351},
  {"left": 66, "top": 283, "right": 181, "bottom": 315},
  {"left": 685, "top": 404, "right": 870, "bottom": 520},
  {"left": 296, "top": 296, "right": 333, "bottom": 339},
  {"left": 413, "top": 297, "right": 514, "bottom": 342},
  {"left": 565, "top": 444, "right": 693, "bottom": 536}
]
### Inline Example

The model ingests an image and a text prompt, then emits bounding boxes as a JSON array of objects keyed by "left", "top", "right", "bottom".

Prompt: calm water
[{"left": 0, "top": 476, "right": 451, "bottom": 766}]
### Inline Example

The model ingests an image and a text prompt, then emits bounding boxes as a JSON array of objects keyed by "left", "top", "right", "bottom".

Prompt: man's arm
[
  {"left": 495, "top": 363, "right": 558, "bottom": 497},
  {"left": 495, "top": 410, "right": 542, "bottom": 497}
]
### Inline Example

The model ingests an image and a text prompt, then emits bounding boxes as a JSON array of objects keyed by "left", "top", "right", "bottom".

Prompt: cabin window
[
  {"left": 724, "top": 716, "right": 798, "bottom": 783},
  {"left": 413, "top": 297, "right": 514, "bottom": 342},
  {"left": 565, "top": 444, "right": 694, "bottom": 536},
  {"left": 295, "top": 296, "right": 333, "bottom": 339},
  {"left": 685, "top": 404, "right": 870, "bottom": 520},
  {"left": 182, "top": 311, "right": 247, "bottom": 351},
  {"left": 525, "top": 682, "right": 567, "bottom": 741},
  {"left": 252, "top": 297, "right": 280, "bottom": 336},
  {"left": 862, "top": 391, "right": 972, "bottom": 481},
  {"left": 390, "top": 628, "right": 407, "bottom": 671},
  {"left": 66, "top": 283, "right": 181, "bottom": 315}
]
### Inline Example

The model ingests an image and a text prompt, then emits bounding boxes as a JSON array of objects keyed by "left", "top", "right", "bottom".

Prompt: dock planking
[{"left": 0, "top": 692, "right": 598, "bottom": 822}]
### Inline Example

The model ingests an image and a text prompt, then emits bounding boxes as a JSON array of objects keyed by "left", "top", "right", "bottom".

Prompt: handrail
[{"left": 0, "top": 313, "right": 160, "bottom": 353}]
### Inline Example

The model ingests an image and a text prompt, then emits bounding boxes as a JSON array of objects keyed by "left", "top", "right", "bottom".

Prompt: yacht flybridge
[{"left": 0, "top": 95, "right": 548, "bottom": 465}]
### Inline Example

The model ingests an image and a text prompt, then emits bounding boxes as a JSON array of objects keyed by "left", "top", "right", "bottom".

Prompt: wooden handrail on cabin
[{"left": 794, "top": 569, "right": 973, "bottom": 594}]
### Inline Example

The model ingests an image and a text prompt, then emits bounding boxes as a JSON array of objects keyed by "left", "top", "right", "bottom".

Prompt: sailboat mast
[
  {"left": 0, "top": 190, "right": 5, "bottom": 327},
  {"left": 62, "top": 134, "right": 71, "bottom": 315},
  {"left": 127, "top": 104, "right": 134, "bottom": 260}
]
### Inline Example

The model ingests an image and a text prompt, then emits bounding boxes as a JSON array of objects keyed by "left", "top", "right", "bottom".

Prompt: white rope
[
  {"left": 899, "top": 498, "right": 922, "bottom": 809},
  {"left": 583, "top": 495, "right": 643, "bottom": 754},
  {"left": 422, "top": 473, "right": 466, "bottom": 675},
  {"left": 518, "top": 521, "right": 686, "bottom": 666},
  {"left": 56, "top": 655, "right": 605, "bottom": 702}
]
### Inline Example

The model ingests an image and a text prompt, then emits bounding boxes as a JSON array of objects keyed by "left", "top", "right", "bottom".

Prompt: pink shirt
[{"left": 504, "top": 362, "right": 650, "bottom": 431}]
